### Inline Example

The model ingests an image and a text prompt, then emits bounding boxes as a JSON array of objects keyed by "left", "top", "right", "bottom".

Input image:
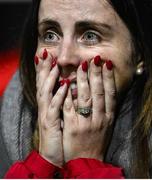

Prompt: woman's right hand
[{"left": 35, "top": 49, "right": 68, "bottom": 167}]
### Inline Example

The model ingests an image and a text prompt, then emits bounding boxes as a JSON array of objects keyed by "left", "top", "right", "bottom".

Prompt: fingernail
[
  {"left": 43, "top": 48, "right": 48, "bottom": 60},
  {"left": 81, "top": 61, "right": 88, "bottom": 72},
  {"left": 51, "top": 58, "right": 57, "bottom": 68},
  {"left": 64, "top": 79, "right": 70, "bottom": 87},
  {"left": 106, "top": 60, "right": 113, "bottom": 70},
  {"left": 34, "top": 55, "right": 39, "bottom": 65},
  {"left": 59, "top": 79, "right": 65, "bottom": 87},
  {"left": 94, "top": 55, "right": 101, "bottom": 66}
]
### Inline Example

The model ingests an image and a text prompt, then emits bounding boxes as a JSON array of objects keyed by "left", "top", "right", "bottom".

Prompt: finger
[
  {"left": 39, "top": 64, "right": 59, "bottom": 100},
  {"left": 37, "top": 65, "right": 60, "bottom": 115},
  {"left": 89, "top": 56, "right": 105, "bottom": 123},
  {"left": 35, "top": 48, "right": 52, "bottom": 73},
  {"left": 77, "top": 61, "right": 92, "bottom": 111},
  {"left": 103, "top": 61, "right": 116, "bottom": 124},
  {"left": 47, "top": 82, "right": 68, "bottom": 121},
  {"left": 35, "top": 49, "right": 52, "bottom": 91},
  {"left": 63, "top": 87, "right": 76, "bottom": 127}
]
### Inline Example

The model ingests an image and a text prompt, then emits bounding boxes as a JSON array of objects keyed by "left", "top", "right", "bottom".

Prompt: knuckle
[
  {"left": 104, "top": 71, "right": 113, "bottom": 79},
  {"left": 40, "top": 120, "right": 48, "bottom": 130},
  {"left": 94, "top": 92, "right": 105, "bottom": 98},
  {"left": 106, "top": 112, "right": 114, "bottom": 124},
  {"left": 93, "top": 70, "right": 101, "bottom": 77},
  {"left": 37, "top": 90, "right": 42, "bottom": 99},
  {"left": 38, "top": 90, "right": 44, "bottom": 98},
  {"left": 80, "top": 94, "right": 91, "bottom": 103},
  {"left": 80, "top": 74, "right": 87, "bottom": 82},
  {"left": 38, "top": 116, "right": 48, "bottom": 129},
  {"left": 64, "top": 103, "right": 72, "bottom": 111},
  {"left": 106, "top": 89, "right": 116, "bottom": 98}
]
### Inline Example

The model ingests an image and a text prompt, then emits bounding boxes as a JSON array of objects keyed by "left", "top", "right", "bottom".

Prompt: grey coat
[{"left": 0, "top": 71, "right": 151, "bottom": 178}]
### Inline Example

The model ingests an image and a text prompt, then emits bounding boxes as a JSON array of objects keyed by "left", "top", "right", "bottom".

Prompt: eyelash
[
  {"left": 40, "top": 30, "right": 101, "bottom": 46},
  {"left": 41, "top": 30, "right": 60, "bottom": 44},
  {"left": 80, "top": 30, "right": 102, "bottom": 45}
]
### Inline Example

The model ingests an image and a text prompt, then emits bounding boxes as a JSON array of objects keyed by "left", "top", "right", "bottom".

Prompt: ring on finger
[{"left": 76, "top": 106, "right": 92, "bottom": 118}]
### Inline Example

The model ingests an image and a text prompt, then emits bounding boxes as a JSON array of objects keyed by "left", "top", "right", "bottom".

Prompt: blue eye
[
  {"left": 82, "top": 31, "right": 101, "bottom": 45},
  {"left": 43, "top": 31, "right": 59, "bottom": 43}
]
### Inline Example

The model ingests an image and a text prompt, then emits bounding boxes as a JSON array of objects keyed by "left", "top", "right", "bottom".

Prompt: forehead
[{"left": 38, "top": 0, "right": 118, "bottom": 26}]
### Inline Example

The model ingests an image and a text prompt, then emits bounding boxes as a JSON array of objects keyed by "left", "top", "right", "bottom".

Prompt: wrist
[{"left": 39, "top": 151, "right": 63, "bottom": 168}]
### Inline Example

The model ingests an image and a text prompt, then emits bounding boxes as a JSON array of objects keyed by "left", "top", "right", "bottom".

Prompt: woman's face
[{"left": 37, "top": 0, "right": 137, "bottom": 93}]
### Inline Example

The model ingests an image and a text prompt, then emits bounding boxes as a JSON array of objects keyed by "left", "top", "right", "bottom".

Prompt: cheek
[
  {"left": 100, "top": 44, "right": 136, "bottom": 92},
  {"left": 82, "top": 47, "right": 135, "bottom": 92},
  {"left": 114, "top": 68, "right": 134, "bottom": 92},
  {"left": 36, "top": 42, "right": 57, "bottom": 57},
  {"left": 113, "top": 57, "right": 135, "bottom": 92}
]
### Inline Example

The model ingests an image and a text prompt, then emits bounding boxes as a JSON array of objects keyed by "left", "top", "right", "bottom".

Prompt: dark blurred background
[
  {"left": 0, "top": 0, "right": 32, "bottom": 98},
  {"left": 0, "top": 0, "right": 32, "bottom": 51}
]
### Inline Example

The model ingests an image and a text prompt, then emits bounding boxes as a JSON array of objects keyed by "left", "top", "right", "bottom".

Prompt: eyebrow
[
  {"left": 38, "top": 19, "right": 61, "bottom": 29},
  {"left": 75, "top": 20, "right": 112, "bottom": 31},
  {"left": 38, "top": 19, "right": 113, "bottom": 34}
]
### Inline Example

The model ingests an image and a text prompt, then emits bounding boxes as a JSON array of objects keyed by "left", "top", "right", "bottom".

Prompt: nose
[{"left": 57, "top": 38, "right": 80, "bottom": 69}]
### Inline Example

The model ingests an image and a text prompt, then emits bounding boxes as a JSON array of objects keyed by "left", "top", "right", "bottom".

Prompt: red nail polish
[
  {"left": 94, "top": 55, "right": 101, "bottom": 66},
  {"left": 82, "top": 61, "right": 88, "bottom": 72},
  {"left": 51, "top": 59, "right": 57, "bottom": 68},
  {"left": 43, "top": 49, "right": 48, "bottom": 60},
  {"left": 34, "top": 55, "right": 39, "bottom": 65},
  {"left": 59, "top": 79, "right": 65, "bottom": 86},
  {"left": 106, "top": 60, "right": 113, "bottom": 70},
  {"left": 64, "top": 79, "right": 70, "bottom": 87}
]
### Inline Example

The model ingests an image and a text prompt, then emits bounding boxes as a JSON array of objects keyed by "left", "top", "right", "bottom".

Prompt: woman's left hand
[{"left": 62, "top": 57, "right": 116, "bottom": 162}]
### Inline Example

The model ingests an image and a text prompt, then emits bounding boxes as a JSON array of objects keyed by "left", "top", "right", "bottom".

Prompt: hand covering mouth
[{"left": 52, "top": 77, "right": 78, "bottom": 99}]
